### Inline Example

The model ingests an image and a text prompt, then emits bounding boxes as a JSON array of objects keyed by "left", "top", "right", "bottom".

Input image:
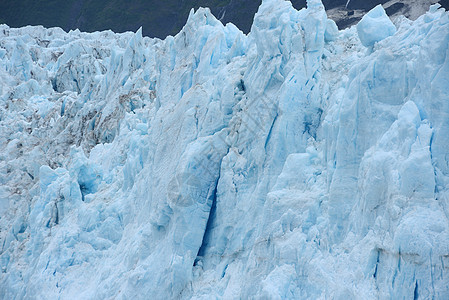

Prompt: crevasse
[{"left": 0, "top": 0, "right": 448, "bottom": 299}]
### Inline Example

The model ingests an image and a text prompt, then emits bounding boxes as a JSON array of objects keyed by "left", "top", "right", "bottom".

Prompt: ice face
[{"left": 1, "top": 1, "right": 449, "bottom": 299}]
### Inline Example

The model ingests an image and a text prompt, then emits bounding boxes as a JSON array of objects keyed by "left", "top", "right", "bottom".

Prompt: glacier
[{"left": 1, "top": 0, "right": 449, "bottom": 298}]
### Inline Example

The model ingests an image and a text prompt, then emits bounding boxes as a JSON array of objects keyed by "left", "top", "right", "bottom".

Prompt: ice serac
[
  {"left": 1, "top": 1, "right": 449, "bottom": 299},
  {"left": 356, "top": 4, "right": 397, "bottom": 47}
]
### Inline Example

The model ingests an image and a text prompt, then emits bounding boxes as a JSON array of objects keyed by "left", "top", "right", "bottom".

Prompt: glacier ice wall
[{"left": 1, "top": 0, "right": 449, "bottom": 299}]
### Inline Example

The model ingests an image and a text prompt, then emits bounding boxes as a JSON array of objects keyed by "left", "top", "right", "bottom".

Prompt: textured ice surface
[{"left": 1, "top": 1, "right": 449, "bottom": 299}]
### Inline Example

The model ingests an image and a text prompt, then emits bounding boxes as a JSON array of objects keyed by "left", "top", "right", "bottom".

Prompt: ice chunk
[
  {"left": 357, "top": 5, "right": 396, "bottom": 47},
  {"left": 325, "top": 19, "right": 339, "bottom": 42},
  {"left": 0, "top": 186, "right": 10, "bottom": 216}
]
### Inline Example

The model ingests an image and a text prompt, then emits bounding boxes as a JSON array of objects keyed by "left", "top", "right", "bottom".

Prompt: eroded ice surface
[{"left": 1, "top": 0, "right": 449, "bottom": 299}]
